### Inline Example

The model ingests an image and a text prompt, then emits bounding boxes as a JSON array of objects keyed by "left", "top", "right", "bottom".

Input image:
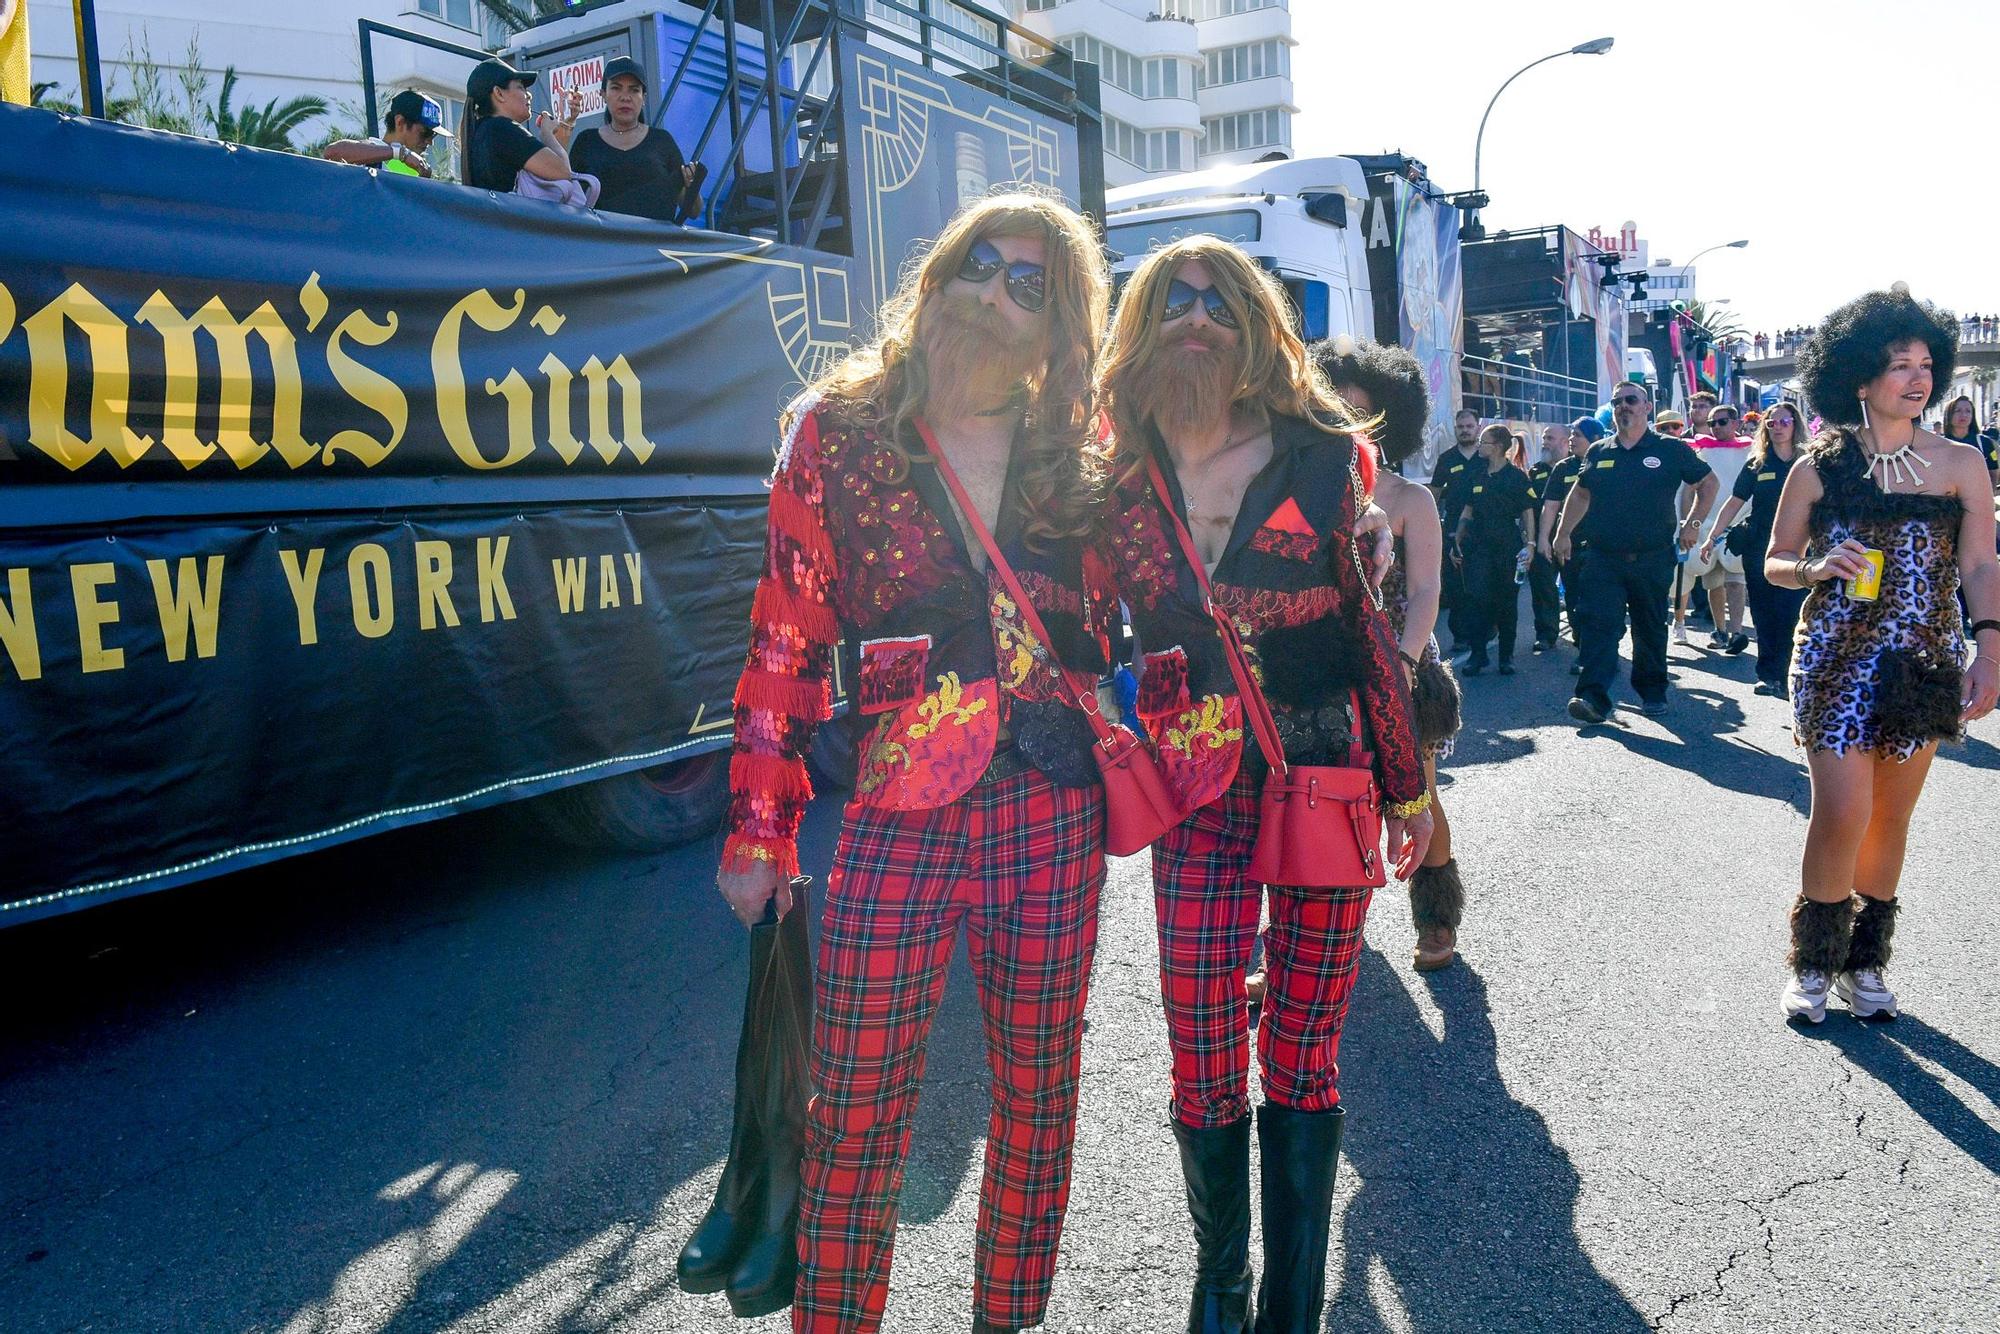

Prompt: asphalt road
[{"left": 4, "top": 626, "right": 1998, "bottom": 1333}]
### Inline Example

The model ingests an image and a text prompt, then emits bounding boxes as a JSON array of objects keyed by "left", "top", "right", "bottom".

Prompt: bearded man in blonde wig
[
  {"left": 712, "top": 192, "right": 1118, "bottom": 1334},
  {"left": 1097, "top": 236, "right": 1432, "bottom": 1334}
]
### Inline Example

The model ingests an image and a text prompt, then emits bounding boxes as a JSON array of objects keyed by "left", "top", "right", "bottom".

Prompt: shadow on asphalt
[
  {"left": 0, "top": 798, "right": 992, "bottom": 1330},
  {"left": 1328, "top": 952, "right": 1650, "bottom": 1333},
  {"left": 1944, "top": 734, "right": 2000, "bottom": 771},
  {"left": 1582, "top": 684, "right": 1811, "bottom": 815},
  {"left": 1799, "top": 1016, "right": 2000, "bottom": 1175}
]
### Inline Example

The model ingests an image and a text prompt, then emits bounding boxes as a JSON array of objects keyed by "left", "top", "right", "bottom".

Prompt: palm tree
[
  {"left": 1677, "top": 298, "right": 1746, "bottom": 345},
  {"left": 207, "top": 67, "right": 329, "bottom": 151},
  {"left": 31, "top": 80, "right": 140, "bottom": 120},
  {"left": 476, "top": 1, "right": 571, "bottom": 34}
]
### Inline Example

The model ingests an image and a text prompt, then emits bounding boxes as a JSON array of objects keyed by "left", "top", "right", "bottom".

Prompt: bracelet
[
  {"left": 1399, "top": 650, "right": 1423, "bottom": 670},
  {"left": 1795, "top": 558, "right": 1813, "bottom": 585},
  {"left": 1387, "top": 792, "right": 1433, "bottom": 819},
  {"left": 1971, "top": 619, "right": 2000, "bottom": 639}
]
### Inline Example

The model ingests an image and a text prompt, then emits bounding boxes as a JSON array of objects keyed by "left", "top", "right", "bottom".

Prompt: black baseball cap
[
  {"left": 602, "top": 55, "right": 646, "bottom": 89},
  {"left": 385, "top": 89, "right": 451, "bottom": 137},
  {"left": 467, "top": 57, "right": 536, "bottom": 106}
]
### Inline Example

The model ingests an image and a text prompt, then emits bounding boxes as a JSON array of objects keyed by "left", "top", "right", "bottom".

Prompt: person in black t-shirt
[
  {"left": 462, "top": 57, "right": 579, "bottom": 195},
  {"left": 1698, "top": 401, "right": 1805, "bottom": 695},
  {"left": 1552, "top": 380, "right": 1717, "bottom": 722},
  {"left": 1453, "top": 424, "right": 1537, "bottom": 674},
  {"left": 1537, "top": 416, "right": 1602, "bottom": 661},
  {"left": 1525, "top": 424, "right": 1566, "bottom": 650},
  {"left": 570, "top": 56, "right": 706, "bottom": 224},
  {"left": 1429, "top": 408, "right": 1482, "bottom": 651}
]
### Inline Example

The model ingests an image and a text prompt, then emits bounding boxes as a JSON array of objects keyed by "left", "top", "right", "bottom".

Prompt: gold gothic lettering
[
  {"left": 433, "top": 288, "right": 534, "bottom": 470},
  {"left": 23, "top": 284, "right": 153, "bottom": 471},
  {"left": 135, "top": 291, "right": 317, "bottom": 470}
]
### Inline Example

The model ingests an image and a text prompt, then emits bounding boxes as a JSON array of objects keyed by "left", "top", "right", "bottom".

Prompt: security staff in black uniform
[
  {"left": 1428, "top": 408, "right": 1483, "bottom": 652},
  {"left": 1526, "top": 426, "right": 1566, "bottom": 651},
  {"left": 1537, "top": 416, "right": 1603, "bottom": 667},
  {"left": 1454, "top": 423, "right": 1538, "bottom": 675},
  {"left": 1552, "top": 382, "right": 1718, "bottom": 723}
]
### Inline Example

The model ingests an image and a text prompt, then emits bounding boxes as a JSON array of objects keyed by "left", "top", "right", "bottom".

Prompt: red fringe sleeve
[{"left": 722, "top": 409, "right": 841, "bottom": 877}]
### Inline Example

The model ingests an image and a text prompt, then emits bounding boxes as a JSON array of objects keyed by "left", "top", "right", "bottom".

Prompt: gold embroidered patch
[
  {"left": 907, "top": 672, "right": 989, "bottom": 739},
  {"left": 1165, "top": 694, "right": 1243, "bottom": 754}
]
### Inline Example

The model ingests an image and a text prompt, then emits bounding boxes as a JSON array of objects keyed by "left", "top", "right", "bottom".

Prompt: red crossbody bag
[
  {"left": 918, "top": 420, "right": 1184, "bottom": 856},
  {"left": 1145, "top": 455, "right": 1386, "bottom": 888}
]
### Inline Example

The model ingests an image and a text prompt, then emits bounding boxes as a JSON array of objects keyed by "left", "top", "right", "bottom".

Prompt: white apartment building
[
  {"left": 1010, "top": 0, "right": 1295, "bottom": 186},
  {"left": 28, "top": 2, "right": 1293, "bottom": 189},
  {"left": 25, "top": 1, "right": 508, "bottom": 142}
]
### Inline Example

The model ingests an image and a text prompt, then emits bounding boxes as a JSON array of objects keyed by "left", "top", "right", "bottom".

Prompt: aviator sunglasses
[
  {"left": 1162, "top": 278, "right": 1239, "bottom": 329},
  {"left": 955, "top": 239, "right": 1047, "bottom": 313}
]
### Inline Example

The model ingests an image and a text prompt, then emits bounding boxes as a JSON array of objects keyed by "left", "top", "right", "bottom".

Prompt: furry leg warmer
[
  {"left": 1787, "top": 894, "right": 1854, "bottom": 973},
  {"left": 1408, "top": 859, "right": 1465, "bottom": 931},
  {"left": 1845, "top": 896, "right": 1899, "bottom": 971}
]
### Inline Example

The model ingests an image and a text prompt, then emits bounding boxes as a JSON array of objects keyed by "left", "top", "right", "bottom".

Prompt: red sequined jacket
[
  {"left": 1101, "top": 414, "right": 1428, "bottom": 817},
  {"left": 722, "top": 398, "right": 1117, "bottom": 876}
]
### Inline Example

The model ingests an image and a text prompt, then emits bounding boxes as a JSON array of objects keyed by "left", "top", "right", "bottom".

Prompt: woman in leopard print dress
[
  {"left": 1319, "top": 339, "right": 1466, "bottom": 971},
  {"left": 1766, "top": 290, "right": 2000, "bottom": 1025}
]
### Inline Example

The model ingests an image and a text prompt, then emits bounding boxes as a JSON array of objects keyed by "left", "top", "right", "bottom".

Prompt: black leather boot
[
  {"left": 676, "top": 935, "right": 773, "bottom": 1293},
  {"left": 1253, "top": 1104, "right": 1344, "bottom": 1334},
  {"left": 1173, "top": 1116, "right": 1255, "bottom": 1334},
  {"left": 725, "top": 887, "right": 815, "bottom": 1317}
]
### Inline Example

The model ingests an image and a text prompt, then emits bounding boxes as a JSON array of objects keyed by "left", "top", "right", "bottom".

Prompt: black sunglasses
[
  {"left": 1611, "top": 392, "right": 1647, "bottom": 406},
  {"left": 1162, "top": 279, "right": 1239, "bottom": 329},
  {"left": 956, "top": 239, "right": 1047, "bottom": 313}
]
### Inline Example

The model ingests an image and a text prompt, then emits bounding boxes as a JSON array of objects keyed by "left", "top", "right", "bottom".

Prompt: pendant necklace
[
  {"left": 1184, "top": 416, "right": 1266, "bottom": 520},
  {"left": 1864, "top": 429, "right": 1931, "bottom": 491}
]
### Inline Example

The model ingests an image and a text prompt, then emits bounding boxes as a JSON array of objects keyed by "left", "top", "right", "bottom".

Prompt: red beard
[
  {"left": 1131, "top": 329, "right": 1243, "bottom": 439},
  {"left": 920, "top": 292, "right": 1044, "bottom": 418}
]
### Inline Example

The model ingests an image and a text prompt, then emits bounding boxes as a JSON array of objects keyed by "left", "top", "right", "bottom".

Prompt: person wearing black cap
[
  {"left": 1552, "top": 381, "right": 1717, "bottom": 722},
  {"left": 322, "top": 90, "right": 451, "bottom": 177},
  {"left": 569, "top": 55, "right": 706, "bottom": 224},
  {"left": 463, "top": 56, "right": 580, "bottom": 194}
]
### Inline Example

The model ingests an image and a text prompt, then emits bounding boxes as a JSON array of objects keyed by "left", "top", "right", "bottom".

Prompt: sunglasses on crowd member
[
  {"left": 956, "top": 239, "right": 1047, "bottom": 313},
  {"left": 1162, "top": 279, "right": 1240, "bottom": 329},
  {"left": 1711, "top": 412, "right": 1737, "bottom": 426},
  {"left": 1611, "top": 391, "right": 1647, "bottom": 406}
]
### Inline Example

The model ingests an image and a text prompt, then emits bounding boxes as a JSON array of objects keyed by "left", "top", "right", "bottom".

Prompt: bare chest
[
  {"left": 934, "top": 439, "right": 1012, "bottom": 569},
  {"left": 1176, "top": 442, "right": 1271, "bottom": 571}
]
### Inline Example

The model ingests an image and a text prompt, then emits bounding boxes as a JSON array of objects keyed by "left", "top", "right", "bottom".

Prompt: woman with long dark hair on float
[
  {"left": 1769, "top": 289, "right": 2000, "bottom": 1024},
  {"left": 1317, "top": 339, "right": 1467, "bottom": 972},
  {"left": 1699, "top": 401, "right": 1809, "bottom": 697}
]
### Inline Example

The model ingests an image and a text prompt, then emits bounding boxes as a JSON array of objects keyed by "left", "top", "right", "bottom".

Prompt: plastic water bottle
[{"left": 1514, "top": 548, "right": 1531, "bottom": 585}]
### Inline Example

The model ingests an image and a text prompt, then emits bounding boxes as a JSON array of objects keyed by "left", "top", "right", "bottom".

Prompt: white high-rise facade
[{"left": 1008, "top": 0, "right": 1295, "bottom": 187}]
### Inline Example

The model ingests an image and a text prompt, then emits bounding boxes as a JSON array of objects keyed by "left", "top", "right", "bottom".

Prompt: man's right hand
[
  {"left": 1552, "top": 534, "right": 1572, "bottom": 564},
  {"left": 717, "top": 861, "right": 793, "bottom": 927}
]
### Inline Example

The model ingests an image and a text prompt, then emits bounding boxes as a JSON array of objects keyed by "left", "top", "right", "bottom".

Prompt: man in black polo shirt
[
  {"left": 1551, "top": 381, "right": 1718, "bottom": 722},
  {"left": 1526, "top": 425, "right": 1566, "bottom": 651},
  {"left": 1429, "top": 408, "right": 1483, "bottom": 651}
]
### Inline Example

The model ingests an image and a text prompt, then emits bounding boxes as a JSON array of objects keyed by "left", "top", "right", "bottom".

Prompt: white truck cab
[{"left": 1104, "top": 156, "right": 1377, "bottom": 344}]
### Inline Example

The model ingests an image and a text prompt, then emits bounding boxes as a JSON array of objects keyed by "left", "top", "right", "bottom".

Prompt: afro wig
[
  {"left": 1314, "top": 338, "right": 1433, "bottom": 466},
  {"left": 1798, "top": 289, "right": 1959, "bottom": 429}
]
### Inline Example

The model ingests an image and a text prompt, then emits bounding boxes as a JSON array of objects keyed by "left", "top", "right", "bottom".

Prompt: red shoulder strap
[{"left": 915, "top": 417, "right": 1115, "bottom": 741}]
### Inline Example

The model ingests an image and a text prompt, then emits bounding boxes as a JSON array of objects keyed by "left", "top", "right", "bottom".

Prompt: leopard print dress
[{"left": 1790, "top": 437, "right": 1967, "bottom": 761}]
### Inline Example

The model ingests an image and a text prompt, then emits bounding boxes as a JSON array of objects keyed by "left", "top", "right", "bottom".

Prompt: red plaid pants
[
  {"left": 1154, "top": 771, "right": 1374, "bottom": 1128},
  {"left": 794, "top": 769, "right": 1105, "bottom": 1333}
]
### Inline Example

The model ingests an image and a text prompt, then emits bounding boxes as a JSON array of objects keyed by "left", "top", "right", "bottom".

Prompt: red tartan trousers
[
  {"left": 794, "top": 768, "right": 1105, "bottom": 1334},
  {"left": 1153, "top": 771, "right": 1374, "bottom": 1129}
]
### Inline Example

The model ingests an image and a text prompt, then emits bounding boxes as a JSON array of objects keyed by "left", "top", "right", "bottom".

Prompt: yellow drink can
[{"left": 1846, "top": 548, "right": 1885, "bottom": 602}]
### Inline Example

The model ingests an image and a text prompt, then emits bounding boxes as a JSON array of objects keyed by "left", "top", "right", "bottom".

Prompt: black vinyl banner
[
  {"left": 0, "top": 500, "right": 768, "bottom": 917},
  {"left": 0, "top": 105, "right": 858, "bottom": 490}
]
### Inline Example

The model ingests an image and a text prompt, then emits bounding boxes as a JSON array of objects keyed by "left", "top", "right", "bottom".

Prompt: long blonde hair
[
  {"left": 1098, "top": 236, "right": 1369, "bottom": 484},
  {"left": 791, "top": 191, "right": 1110, "bottom": 545}
]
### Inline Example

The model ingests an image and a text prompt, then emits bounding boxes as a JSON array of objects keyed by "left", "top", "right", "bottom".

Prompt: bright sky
[{"left": 1290, "top": 0, "right": 1999, "bottom": 339}]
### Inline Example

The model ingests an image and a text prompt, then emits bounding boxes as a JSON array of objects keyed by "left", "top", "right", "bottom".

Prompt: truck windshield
[{"left": 1107, "top": 209, "right": 1262, "bottom": 257}]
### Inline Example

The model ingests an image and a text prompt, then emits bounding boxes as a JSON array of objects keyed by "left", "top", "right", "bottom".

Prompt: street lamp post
[
  {"left": 1682, "top": 238, "right": 1750, "bottom": 273},
  {"left": 1458, "top": 37, "right": 1615, "bottom": 241}
]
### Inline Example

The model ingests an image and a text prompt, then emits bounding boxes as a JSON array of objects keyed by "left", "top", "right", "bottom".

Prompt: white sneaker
[
  {"left": 1835, "top": 969, "right": 1900, "bottom": 1020},
  {"left": 1672, "top": 623, "right": 1690, "bottom": 645},
  {"left": 1782, "top": 969, "right": 1831, "bottom": 1023}
]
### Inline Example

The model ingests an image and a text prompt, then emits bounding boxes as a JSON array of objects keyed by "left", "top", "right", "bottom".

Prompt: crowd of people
[
  {"left": 322, "top": 58, "right": 705, "bottom": 224},
  {"left": 668, "top": 182, "right": 2000, "bottom": 1334},
  {"left": 1762, "top": 314, "right": 2000, "bottom": 359}
]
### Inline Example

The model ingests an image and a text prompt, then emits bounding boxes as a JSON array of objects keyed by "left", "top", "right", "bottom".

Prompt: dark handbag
[
  {"left": 1147, "top": 455, "right": 1386, "bottom": 889},
  {"left": 1723, "top": 519, "right": 1754, "bottom": 557},
  {"left": 918, "top": 419, "right": 1183, "bottom": 856},
  {"left": 677, "top": 877, "right": 815, "bottom": 1318}
]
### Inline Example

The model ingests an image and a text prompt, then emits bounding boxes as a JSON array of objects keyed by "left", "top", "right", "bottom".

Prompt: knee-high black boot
[
  {"left": 1253, "top": 1104, "right": 1344, "bottom": 1334},
  {"left": 1173, "top": 1117, "right": 1255, "bottom": 1334}
]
